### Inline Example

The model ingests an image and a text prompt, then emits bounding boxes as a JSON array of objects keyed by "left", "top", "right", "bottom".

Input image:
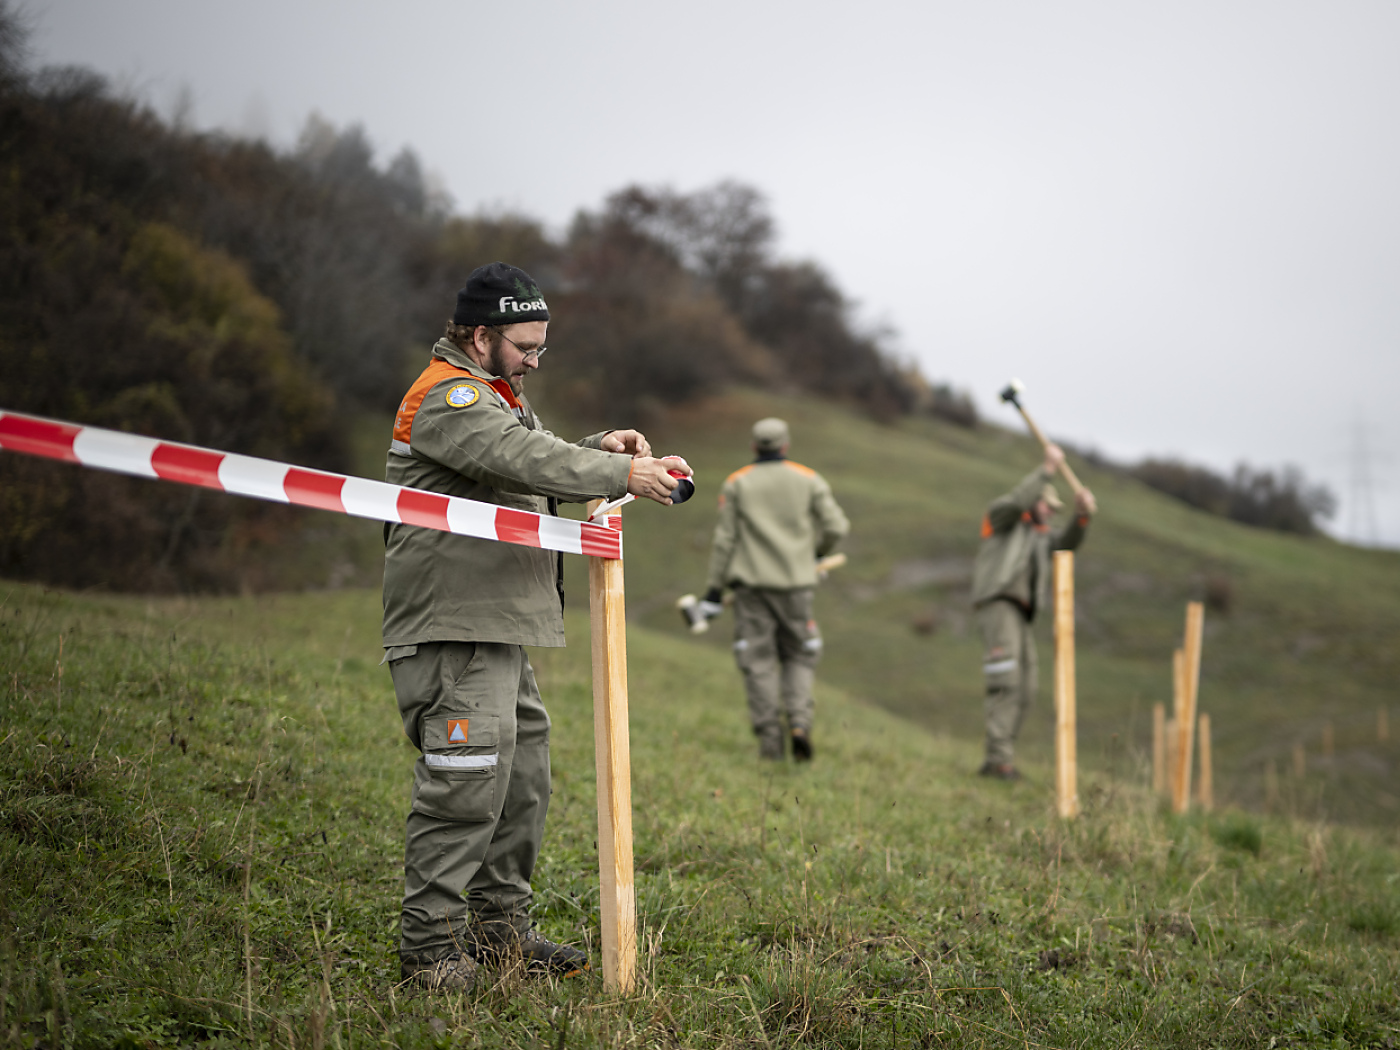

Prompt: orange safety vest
[
  {"left": 980, "top": 510, "right": 1048, "bottom": 539},
  {"left": 390, "top": 358, "right": 524, "bottom": 456}
]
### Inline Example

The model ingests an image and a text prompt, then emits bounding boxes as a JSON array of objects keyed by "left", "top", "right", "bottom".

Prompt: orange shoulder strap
[{"left": 392, "top": 359, "right": 476, "bottom": 447}]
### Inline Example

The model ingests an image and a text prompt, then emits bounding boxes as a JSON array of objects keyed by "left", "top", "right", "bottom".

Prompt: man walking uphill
[
  {"left": 971, "top": 443, "right": 1096, "bottom": 779},
  {"left": 382, "top": 262, "right": 690, "bottom": 993},
  {"left": 701, "top": 418, "right": 849, "bottom": 761}
]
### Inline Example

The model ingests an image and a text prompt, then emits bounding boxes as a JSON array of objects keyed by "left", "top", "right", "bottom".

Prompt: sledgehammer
[{"left": 999, "top": 379, "right": 1087, "bottom": 497}]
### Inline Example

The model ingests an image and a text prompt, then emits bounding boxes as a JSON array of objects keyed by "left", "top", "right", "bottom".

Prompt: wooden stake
[
  {"left": 1168, "top": 648, "right": 1185, "bottom": 800},
  {"left": 1197, "top": 713, "right": 1213, "bottom": 812},
  {"left": 1293, "top": 742, "right": 1306, "bottom": 779},
  {"left": 1152, "top": 702, "right": 1166, "bottom": 795},
  {"left": 1380, "top": 707, "right": 1390, "bottom": 743},
  {"left": 1172, "top": 602, "right": 1204, "bottom": 814},
  {"left": 1166, "top": 718, "right": 1178, "bottom": 799},
  {"left": 1170, "top": 646, "right": 1181, "bottom": 800},
  {"left": 1265, "top": 759, "right": 1279, "bottom": 807},
  {"left": 1172, "top": 648, "right": 1185, "bottom": 721},
  {"left": 1322, "top": 721, "right": 1334, "bottom": 758},
  {"left": 587, "top": 501, "right": 636, "bottom": 994},
  {"left": 1053, "top": 550, "right": 1078, "bottom": 819}
]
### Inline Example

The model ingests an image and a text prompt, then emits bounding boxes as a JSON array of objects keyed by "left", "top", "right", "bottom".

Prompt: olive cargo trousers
[
  {"left": 732, "top": 587, "right": 822, "bottom": 757},
  {"left": 387, "top": 641, "right": 550, "bottom": 962},
  {"left": 975, "top": 599, "right": 1038, "bottom": 767}
]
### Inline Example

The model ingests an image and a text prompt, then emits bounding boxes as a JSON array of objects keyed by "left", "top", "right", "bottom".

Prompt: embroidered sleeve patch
[
  {"left": 445, "top": 383, "right": 480, "bottom": 408},
  {"left": 447, "top": 719, "right": 469, "bottom": 744}
]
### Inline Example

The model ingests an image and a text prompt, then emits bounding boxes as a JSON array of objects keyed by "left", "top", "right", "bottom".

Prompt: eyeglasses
[{"left": 491, "top": 327, "right": 547, "bottom": 362}]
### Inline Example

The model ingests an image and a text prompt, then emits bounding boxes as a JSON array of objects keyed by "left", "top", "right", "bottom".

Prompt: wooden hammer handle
[{"left": 1014, "top": 404, "right": 1087, "bottom": 497}]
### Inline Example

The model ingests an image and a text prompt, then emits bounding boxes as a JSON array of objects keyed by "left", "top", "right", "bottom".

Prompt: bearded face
[{"left": 486, "top": 341, "right": 521, "bottom": 394}]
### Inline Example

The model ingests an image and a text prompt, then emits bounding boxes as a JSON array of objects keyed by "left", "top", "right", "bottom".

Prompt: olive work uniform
[
  {"left": 970, "top": 467, "right": 1090, "bottom": 768},
  {"left": 382, "top": 338, "right": 632, "bottom": 965},
  {"left": 705, "top": 455, "right": 849, "bottom": 757}
]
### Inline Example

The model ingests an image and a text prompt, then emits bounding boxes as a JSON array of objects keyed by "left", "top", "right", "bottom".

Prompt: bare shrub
[{"left": 1131, "top": 458, "right": 1335, "bottom": 536}]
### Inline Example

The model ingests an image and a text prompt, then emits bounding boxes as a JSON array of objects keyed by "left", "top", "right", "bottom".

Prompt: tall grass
[{"left": 3, "top": 582, "right": 1398, "bottom": 1047}]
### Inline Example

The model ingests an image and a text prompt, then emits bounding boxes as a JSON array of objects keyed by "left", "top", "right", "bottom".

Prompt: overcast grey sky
[{"left": 27, "top": 0, "right": 1400, "bottom": 544}]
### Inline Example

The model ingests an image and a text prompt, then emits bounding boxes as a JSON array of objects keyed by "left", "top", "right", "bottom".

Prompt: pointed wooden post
[
  {"left": 1171, "top": 648, "right": 1185, "bottom": 719},
  {"left": 1053, "top": 550, "right": 1078, "bottom": 818},
  {"left": 1152, "top": 702, "right": 1167, "bottom": 795},
  {"left": 1166, "top": 717, "right": 1178, "bottom": 798},
  {"left": 1197, "top": 713, "right": 1213, "bottom": 812},
  {"left": 1170, "top": 648, "right": 1185, "bottom": 801},
  {"left": 1172, "top": 602, "right": 1204, "bottom": 814},
  {"left": 587, "top": 501, "right": 636, "bottom": 993}
]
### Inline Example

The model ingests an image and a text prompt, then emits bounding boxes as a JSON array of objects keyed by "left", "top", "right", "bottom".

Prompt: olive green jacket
[
  {"left": 705, "top": 457, "right": 849, "bottom": 592},
  {"left": 970, "top": 466, "right": 1089, "bottom": 617},
  {"left": 382, "top": 340, "right": 632, "bottom": 649}
]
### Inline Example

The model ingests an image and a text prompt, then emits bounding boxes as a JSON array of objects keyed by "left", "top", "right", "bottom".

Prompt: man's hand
[
  {"left": 627, "top": 456, "right": 692, "bottom": 505},
  {"left": 601, "top": 429, "right": 652, "bottom": 457},
  {"left": 1043, "top": 443, "right": 1066, "bottom": 476},
  {"left": 698, "top": 588, "right": 725, "bottom": 618},
  {"left": 1075, "top": 488, "right": 1098, "bottom": 516}
]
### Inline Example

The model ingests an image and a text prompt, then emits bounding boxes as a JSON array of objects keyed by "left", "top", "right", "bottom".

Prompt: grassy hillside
[
  {"left": 540, "top": 386, "right": 1400, "bottom": 828},
  {"left": 3, "top": 581, "right": 1399, "bottom": 1047}
]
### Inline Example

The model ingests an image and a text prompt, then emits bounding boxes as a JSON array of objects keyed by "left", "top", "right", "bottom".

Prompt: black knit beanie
[{"left": 452, "top": 262, "right": 550, "bottom": 327}]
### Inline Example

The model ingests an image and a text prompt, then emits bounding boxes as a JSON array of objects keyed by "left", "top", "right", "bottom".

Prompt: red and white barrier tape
[{"left": 0, "top": 410, "right": 623, "bottom": 559}]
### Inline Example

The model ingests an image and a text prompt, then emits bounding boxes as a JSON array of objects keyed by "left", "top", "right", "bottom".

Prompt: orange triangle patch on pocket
[{"left": 447, "top": 719, "right": 469, "bottom": 744}]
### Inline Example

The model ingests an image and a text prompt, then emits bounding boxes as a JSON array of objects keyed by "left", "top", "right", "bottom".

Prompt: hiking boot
[
  {"left": 977, "top": 761, "right": 1020, "bottom": 781},
  {"left": 790, "top": 727, "right": 814, "bottom": 762},
  {"left": 473, "top": 929, "right": 590, "bottom": 977},
  {"left": 400, "top": 953, "right": 477, "bottom": 993},
  {"left": 757, "top": 727, "right": 785, "bottom": 761}
]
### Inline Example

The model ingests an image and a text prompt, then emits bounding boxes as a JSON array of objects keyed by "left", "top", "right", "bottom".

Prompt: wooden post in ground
[
  {"left": 1152, "top": 703, "right": 1166, "bottom": 795},
  {"left": 587, "top": 501, "right": 636, "bottom": 993},
  {"left": 1322, "top": 721, "right": 1334, "bottom": 758},
  {"left": 1172, "top": 602, "right": 1205, "bottom": 815},
  {"left": 1171, "top": 648, "right": 1184, "bottom": 718},
  {"left": 1197, "top": 713, "right": 1213, "bottom": 812},
  {"left": 1170, "top": 648, "right": 1185, "bottom": 800},
  {"left": 1053, "top": 550, "right": 1079, "bottom": 818},
  {"left": 1166, "top": 718, "right": 1178, "bottom": 798}
]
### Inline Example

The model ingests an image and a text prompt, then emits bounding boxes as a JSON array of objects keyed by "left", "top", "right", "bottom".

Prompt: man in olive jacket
[
  {"left": 971, "top": 443, "right": 1096, "bottom": 779},
  {"left": 702, "top": 418, "right": 849, "bottom": 761},
  {"left": 383, "top": 263, "right": 689, "bottom": 992}
]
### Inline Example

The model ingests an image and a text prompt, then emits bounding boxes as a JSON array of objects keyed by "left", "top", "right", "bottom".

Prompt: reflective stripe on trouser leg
[
  {"left": 391, "top": 641, "right": 549, "bottom": 959},
  {"left": 976, "top": 602, "right": 1037, "bottom": 767}
]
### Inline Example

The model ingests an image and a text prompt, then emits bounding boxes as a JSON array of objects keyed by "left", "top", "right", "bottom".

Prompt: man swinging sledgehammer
[{"left": 970, "top": 441, "right": 1096, "bottom": 779}]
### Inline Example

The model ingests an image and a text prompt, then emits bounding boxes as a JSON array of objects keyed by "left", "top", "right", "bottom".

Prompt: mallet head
[
  {"left": 675, "top": 594, "right": 711, "bottom": 633},
  {"left": 998, "top": 378, "right": 1026, "bottom": 409}
]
